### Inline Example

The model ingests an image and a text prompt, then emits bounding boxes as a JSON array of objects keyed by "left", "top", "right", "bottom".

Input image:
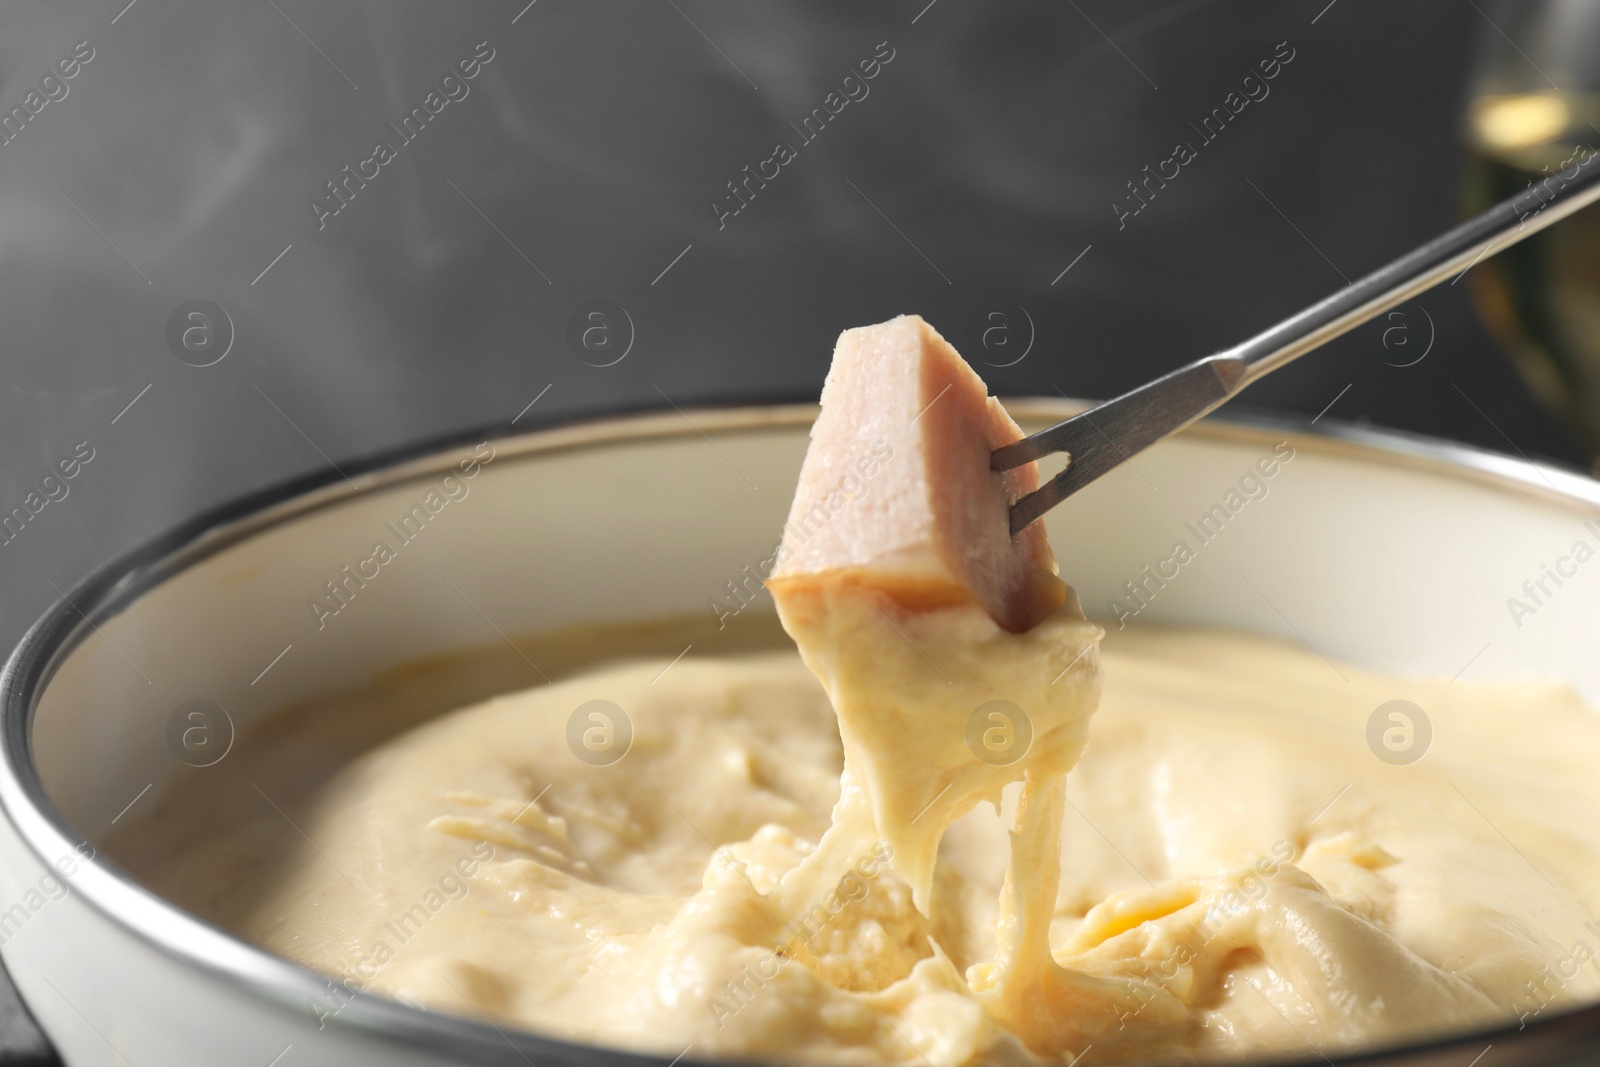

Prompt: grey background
[{"left": 0, "top": 0, "right": 1587, "bottom": 1057}]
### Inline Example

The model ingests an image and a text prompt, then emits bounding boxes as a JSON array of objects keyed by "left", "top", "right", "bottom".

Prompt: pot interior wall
[{"left": 27, "top": 411, "right": 1600, "bottom": 842}]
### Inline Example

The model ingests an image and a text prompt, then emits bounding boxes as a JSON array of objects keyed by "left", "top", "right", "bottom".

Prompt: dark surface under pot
[{"left": 0, "top": 972, "right": 49, "bottom": 1067}]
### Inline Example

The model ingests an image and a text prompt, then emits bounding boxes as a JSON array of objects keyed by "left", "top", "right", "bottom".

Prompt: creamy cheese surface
[{"left": 113, "top": 620, "right": 1600, "bottom": 1065}]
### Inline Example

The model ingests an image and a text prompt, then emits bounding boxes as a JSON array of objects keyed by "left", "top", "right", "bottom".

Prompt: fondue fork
[{"left": 996, "top": 148, "right": 1600, "bottom": 533}]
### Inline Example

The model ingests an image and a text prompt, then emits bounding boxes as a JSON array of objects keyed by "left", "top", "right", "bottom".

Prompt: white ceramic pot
[{"left": 4, "top": 401, "right": 1599, "bottom": 1066}]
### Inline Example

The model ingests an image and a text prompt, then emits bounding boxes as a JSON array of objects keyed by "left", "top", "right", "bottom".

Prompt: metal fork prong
[{"left": 1001, "top": 356, "right": 1246, "bottom": 533}]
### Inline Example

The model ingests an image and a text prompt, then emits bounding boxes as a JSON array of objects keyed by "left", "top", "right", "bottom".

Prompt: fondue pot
[{"left": 3, "top": 400, "right": 1599, "bottom": 1065}]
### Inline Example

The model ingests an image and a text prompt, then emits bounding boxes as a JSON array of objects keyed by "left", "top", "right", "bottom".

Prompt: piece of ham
[
  {"left": 765, "top": 315, "right": 1102, "bottom": 917},
  {"left": 767, "top": 314, "right": 1064, "bottom": 632}
]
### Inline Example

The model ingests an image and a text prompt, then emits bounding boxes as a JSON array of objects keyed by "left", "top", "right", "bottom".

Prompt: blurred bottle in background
[{"left": 1463, "top": 0, "right": 1600, "bottom": 466}]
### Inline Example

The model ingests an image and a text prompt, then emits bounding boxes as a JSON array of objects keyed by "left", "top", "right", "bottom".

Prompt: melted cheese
[{"left": 112, "top": 623, "right": 1600, "bottom": 1064}]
